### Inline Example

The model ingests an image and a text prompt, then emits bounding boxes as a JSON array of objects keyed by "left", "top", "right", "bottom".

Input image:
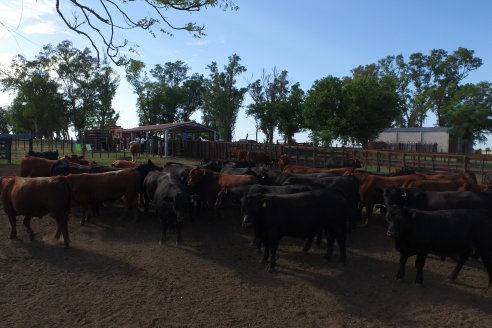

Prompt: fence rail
[{"left": 3, "top": 137, "right": 492, "bottom": 183}]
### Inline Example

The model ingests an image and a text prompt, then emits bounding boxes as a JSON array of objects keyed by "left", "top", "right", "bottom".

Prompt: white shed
[{"left": 375, "top": 127, "right": 449, "bottom": 153}]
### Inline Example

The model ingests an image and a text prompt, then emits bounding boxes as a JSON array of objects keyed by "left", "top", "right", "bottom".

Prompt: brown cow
[
  {"left": 236, "top": 149, "right": 248, "bottom": 161},
  {"left": 112, "top": 159, "right": 142, "bottom": 169},
  {"left": 67, "top": 160, "right": 162, "bottom": 225},
  {"left": 20, "top": 156, "right": 58, "bottom": 177},
  {"left": 61, "top": 154, "right": 93, "bottom": 166},
  {"left": 278, "top": 154, "right": 353, "bottom": 175},
  {"left": 0, "top": 176, "right": 71, "bottom": 247},
  {"left": 129, "top": 141, "right": 140, "bottom": 162},
  {"left": 246, "top": 151, "right": 271, "bottom": 165},
  {"left": 66, "top": 169, "right": 141, "bottom": 225},
  {"left": 404, "top": 179, "right": 467, "bottom": 192},
  {"left": 352, "top": 172, "right": 424, "bottom": 220},
  {"left": 187, "top": 167, "right": 258, "bottom": 215}
]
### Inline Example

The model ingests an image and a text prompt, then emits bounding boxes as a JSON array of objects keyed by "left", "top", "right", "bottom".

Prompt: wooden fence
[{"left": 4, "top": 137, "right": 492, "bottom": 183}]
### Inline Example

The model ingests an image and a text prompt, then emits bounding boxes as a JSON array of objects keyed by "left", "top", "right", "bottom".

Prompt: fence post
[{"left": 463, "top": 155, "right": 468, "bottom": 172}]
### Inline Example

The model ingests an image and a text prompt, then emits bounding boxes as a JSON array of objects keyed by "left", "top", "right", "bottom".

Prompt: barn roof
[
  {"left": 115, "top": 121, "right": 217, "bottom": 135},
  {"left": 380, "top": 127, "right": 449, "bottom": 133}
]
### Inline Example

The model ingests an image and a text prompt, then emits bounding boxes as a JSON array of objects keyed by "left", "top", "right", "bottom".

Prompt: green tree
[
  {"left": 0, "top": 55, "right": 67, "bottom": 138},
  {"left": 126, "top": 60, "right": 204, "bottom": 125},
  {"left": 276, "top": 82, "right": 305, "bottom": 144},
  {"left": 93, "top": 62, "right": 120, "bottom": 128},
  {"left": 303, "top": 75, "right": 399, "bottom": 147},
  {"left": 442, "top": 82, "right": 492, "bottom": 153},
  {"left": 125, "top": 59, "right": 151, "bottom": 125},
  {"left": 202, "top": 54, "right": 247, "bottom": 141},
  {"left": 0, "top": 107, "right": 10, "bottom": 134},
  {"left": 425, "top": 47, "right": 482, "bottom": 126}
]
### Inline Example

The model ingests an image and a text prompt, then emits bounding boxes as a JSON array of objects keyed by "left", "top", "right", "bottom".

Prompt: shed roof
[
  {"left": 115, "top": 121, "right": 217, "bottom": 134},
  {"left": 381, "top": 127, "right": 449, "bottom": 133}
]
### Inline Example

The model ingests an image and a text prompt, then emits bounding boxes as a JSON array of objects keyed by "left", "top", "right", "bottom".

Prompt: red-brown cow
[
  {"left": 278, "top": 154, "right": 354, "bottom": 175},
  {"left": 20, "top": 156, "right": 58, "bottom": 177},
  {"left": 352, "top": 172, "right": 424, "bottom": 220},
  {"left": 187, "top": 167, "right": 258, "bottom": 215},
  {"left": 0, "top": 176, "right": 71, "bottom": 247},
  {"left": 111, "top": 159, "right": 142, "bottom": 168},
  {"left": 66, "top": 160, "right": 162, "bottom": 224},
  {"left": 66, "top": 169, "right": 142, "bottom": 225},
  {"left": 236, "top": 149, "right": 248, "bottom": 161},
  {"left": 61, "top": 154, "right": 93, "bottom": 166},
  {"left": 246, "top": 151, "right": 271, "bottom": 165}
]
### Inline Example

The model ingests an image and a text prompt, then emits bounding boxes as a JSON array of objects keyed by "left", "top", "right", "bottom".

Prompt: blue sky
[{"left": 1, "top": 1, "right": 492, "bottom": 147}]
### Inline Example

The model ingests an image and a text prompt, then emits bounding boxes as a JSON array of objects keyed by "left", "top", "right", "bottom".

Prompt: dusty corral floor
[{"left": 0, "top": 164, "right": 492, "bottom": 327}]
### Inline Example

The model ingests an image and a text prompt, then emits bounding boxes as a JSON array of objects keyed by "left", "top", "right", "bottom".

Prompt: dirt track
[{"left": 1, "top": 164, "right": 492, "bottom": 327}]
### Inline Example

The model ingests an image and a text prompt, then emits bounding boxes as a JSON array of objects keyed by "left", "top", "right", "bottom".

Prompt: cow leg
[
  {"left": 8, "top": 215, "right": 17, "bottom": 239},
  {"left": 80, "top": 205, "right": 90, "bottom": 225},
  {"left": 480, "top": 253, "right": 492, "bottom": 289},
  {"left": 448, "top": 252, "right": 470, "bottom": 282},
  {"left": 175, "top": 220, "right": 183, "bottom": 246},
  {"left": 324, "top": 229, "right": 335, "bottom": 261},
  {"left": 22, "top": 216, "right": 35, "bottom": 241},
  {"left": 260, "top": 242, "right": 269, "bottom": 264},
  {"left": 414, "top": 253, "right": 428, "bottom": 285},
  {"left": 267, "top": 240, "right": 279, "bottom": 273},
  {"left": 396, "top": 252, "right": 410, "bottom": 281},
  {"left": 56, "top": 216, "right": 70, "bottom": 248},
  {"left": 159, "top": 214, "right": 167, "bottom": 246},
  {"left": 302, "top": 235, "right": 315, "bottom": 253},
  {"left": 336, "top": 228, "right": 347, "bottom": 264}
]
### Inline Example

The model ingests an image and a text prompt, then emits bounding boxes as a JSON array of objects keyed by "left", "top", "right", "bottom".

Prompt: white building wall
[{"left": 375, "top": 129, "right": 449, "bottom": 153}]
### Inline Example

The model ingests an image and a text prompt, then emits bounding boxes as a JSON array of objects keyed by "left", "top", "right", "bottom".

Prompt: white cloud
[{"left": 21, "top": 22, "right": 57, "bottom": 35}]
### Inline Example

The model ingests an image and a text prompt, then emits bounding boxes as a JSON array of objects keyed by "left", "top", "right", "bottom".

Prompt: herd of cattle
[{"left": 1, "top": 149, "right": 492, "bottom": 289}]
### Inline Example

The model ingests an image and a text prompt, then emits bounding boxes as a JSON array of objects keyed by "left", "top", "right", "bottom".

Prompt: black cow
[
  {"left": 242, "top": 188, "right": 349, "bottom": 272},
  {"left": 280, "top": 175, "right": 361, "bottom": 230},
  {"left": 26, "top": 149, "right": 59, "bottom": 160},
  {"left": 144, "top": 170, "right": 191, "bottom": 245},
  {"left": 51, "top": 159, "right": 119, "bottom": 176},
  {"left": 385, "top": 205, "right": 492, "bottom": 287},
  {"left": 383, "top": 187, "right": 492, "bottom": 213}
]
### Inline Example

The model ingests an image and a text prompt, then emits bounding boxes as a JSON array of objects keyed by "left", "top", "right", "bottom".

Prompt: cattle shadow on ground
[
  {"left": 18, "top": 239, "right": 141, "bottom": 276},
  {"left": 277, "top": 251, "right": 492, "bottom": 325}
]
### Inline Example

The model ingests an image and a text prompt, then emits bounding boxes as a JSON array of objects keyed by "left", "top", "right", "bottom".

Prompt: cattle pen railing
[
  {"left": 178, "top": 140, "right": 492, "bottom": 183},
  {"left": 4, "top": 137, "right": 492, "bottom": 183}
]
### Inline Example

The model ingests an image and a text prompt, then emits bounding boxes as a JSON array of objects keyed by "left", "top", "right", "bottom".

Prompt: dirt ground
[{"left": 0, "top": 164, "right": 492, "bottom": 328}]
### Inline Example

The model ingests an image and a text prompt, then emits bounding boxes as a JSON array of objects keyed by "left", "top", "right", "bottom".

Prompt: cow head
[
  {"left": 241, "top": 194, "right": 265, "bottom": 227},
  {"left": 382, "top": 187, "right": 407, "bottom": 207},
  {"left": 385, "top": 205, "right": 408, "bottom": 238},
  {"left": 187, "top": 167, "right": 209, "bottom": 187}
]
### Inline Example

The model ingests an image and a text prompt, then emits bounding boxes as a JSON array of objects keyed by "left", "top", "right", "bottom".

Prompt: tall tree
[
  {"left": 303, "top": 75, "right": 399, "bottom": 147},
  {"left": 125, "top": 59, "right": 151, "bottom": 125},
  {"left": 202, "top": 54, "right": 247, "bottom": 141},
  {"left": 441, "top": 82, "right": 492, "bottom": 153},
  {"left": 0, "top": 55, "right": 67, "bottom": 138},
  {"left": 426, "top": 48, "right": 483, "bottom": 126},
  {"left": 276, "top": 82, "right": 305, "bottom": 144},
  {"left": 55, "top": 0, "right": 239, "bottom": 64},
  {"left": 93, "top": 62, "right": 120, "bottom": 129},
  {"left": 0, "top": 108, "right": 10, "bottom": 134}
]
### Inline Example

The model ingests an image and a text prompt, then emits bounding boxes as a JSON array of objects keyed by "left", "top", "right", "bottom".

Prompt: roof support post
[{"left": 164, "top": 129, "right": 169, "bottom": 157}]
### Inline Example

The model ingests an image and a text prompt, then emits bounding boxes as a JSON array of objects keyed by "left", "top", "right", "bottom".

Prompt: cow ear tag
[
  {"left": 262, "top": 200, "right": 267, "bottom": 208},
  {"left": 402, "top": 192, "right": 407, "bottom": 197}
]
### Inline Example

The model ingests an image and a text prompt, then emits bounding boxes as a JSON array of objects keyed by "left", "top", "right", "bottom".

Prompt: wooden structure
[
  {"left": 120, "top": 121, "right": 218, "bottom": 157},
  {"left": 0, "top": 135, "right": 12, "bottom": 163}
]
